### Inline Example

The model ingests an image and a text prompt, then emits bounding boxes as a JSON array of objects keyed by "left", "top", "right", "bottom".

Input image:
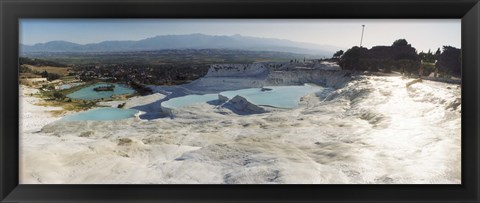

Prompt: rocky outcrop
[
  {"left": 223, "top": 95, "right": 266, "bottom": 114},
  {"left": 265, "top": 70, "right": 351, "bottom": 89}
]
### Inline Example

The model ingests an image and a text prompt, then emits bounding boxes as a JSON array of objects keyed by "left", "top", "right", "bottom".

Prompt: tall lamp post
[{"left": 360, "top": 24, "right": 365, "bottom": 47}]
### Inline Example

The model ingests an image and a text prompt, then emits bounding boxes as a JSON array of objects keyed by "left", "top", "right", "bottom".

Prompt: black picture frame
[{"left": 1, "top": 0, "right": 479, "bottom": 202}]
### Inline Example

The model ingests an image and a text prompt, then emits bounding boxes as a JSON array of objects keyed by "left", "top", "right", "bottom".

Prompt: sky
[{"left": 20, "top": 19, "right": 461, "bottom": 53}]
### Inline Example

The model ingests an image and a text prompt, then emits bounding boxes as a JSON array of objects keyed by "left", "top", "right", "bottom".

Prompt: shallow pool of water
[
  {"left": 162, "top": 94, "right": 218, "bottom": 109},
  {"left": 220, "top": 85, "right": 322, "bottom": 108},
  {"left": 161, "top": 84, "right": 322, "bottom": 110},
  {"left": 66, "top": 83, "right": 135, "bottom": 100},
  {"left": 62, "top": 107, "right": 139, "bottom": 121}
]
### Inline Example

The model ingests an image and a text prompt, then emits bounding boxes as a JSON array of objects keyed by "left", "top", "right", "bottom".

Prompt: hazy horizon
[{"left": 20, "top": 19, "right": 461, "bottom": 53}]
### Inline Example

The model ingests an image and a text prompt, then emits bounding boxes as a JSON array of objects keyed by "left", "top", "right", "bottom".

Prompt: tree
[
  {"left": 433, "top": 48, "right": 442, "bottom": 61},
  {"left": 392, "top": 39, "right": 410, "bottom": 47},
  {"left": 333, "top": 50, "right": 344, "bottom": 58},
  {"left": 39, "top": 70, "right": 60, "bottom": 81},
  {"left": 436, "top": 46, "right": 461, "bottom": 77},
  {"left": 338, "top": 46, "right": 369, "bottom": 71},
  {"left": 46, "top": 73, "right": 60, "bottom": 81},
  {"left": 419, "top": 51, "right": 435, "bottom": 63},
  {"left": 435, "top": 48, "right": 441, "bottom": 57}
]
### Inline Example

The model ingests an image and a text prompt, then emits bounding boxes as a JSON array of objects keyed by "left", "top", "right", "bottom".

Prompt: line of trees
[
  {"left": 19, "top": 57, "right": 67, "bottom": 67},
  {"left": 336, "top": 39, "right": 461, "bottom": 77}
]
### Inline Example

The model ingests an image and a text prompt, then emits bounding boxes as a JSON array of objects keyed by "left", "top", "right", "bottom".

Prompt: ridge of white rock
[{"left": 177, "top": 62, "right": 350, "bottom": 94}]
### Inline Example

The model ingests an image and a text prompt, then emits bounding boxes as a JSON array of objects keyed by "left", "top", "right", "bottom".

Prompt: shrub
[
  {"left": 333, "top": 50, "right": 344, "bottom": 58},
  {"left": 53, "top": 92, "right": 65, "bottom": 100},
  {"left": 420, "top": 63, "right": 436, "bottom": 76},
  {"left": 397, "top": 59, "right": 421, "bottom": 76},
  {"left": 19, "top": 65, "right": 31, "bottom": 73}
]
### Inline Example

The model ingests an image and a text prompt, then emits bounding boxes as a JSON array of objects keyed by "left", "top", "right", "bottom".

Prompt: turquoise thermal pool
[
  {"left": 66, "top": 83, "right": 135, "bottom": 100},
  {"left": 62, "top": 107, "right": 140, "bottom": 121},
  {"left": 161, "top": 84, "right": 322, "bottom": 111},
  {"left": 219, "top": 85, "right": 322, "bottom": 108},
  {"left": 161, "top": 94, "right": 218, "bottom": 109}
]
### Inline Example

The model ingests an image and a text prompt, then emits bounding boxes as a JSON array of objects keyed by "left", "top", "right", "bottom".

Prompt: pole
[{"left": 360, "top": 25, "right": 365, "bottom": 47}]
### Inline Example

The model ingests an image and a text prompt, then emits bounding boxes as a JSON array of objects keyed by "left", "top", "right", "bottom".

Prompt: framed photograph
[{"left": 1, "top": 0, "right": 479, "bottom": 202}]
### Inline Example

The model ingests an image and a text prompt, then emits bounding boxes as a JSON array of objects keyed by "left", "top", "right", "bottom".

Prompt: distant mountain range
[{"left": 20, "top": 34, "right": 338, "bottom": 57}]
